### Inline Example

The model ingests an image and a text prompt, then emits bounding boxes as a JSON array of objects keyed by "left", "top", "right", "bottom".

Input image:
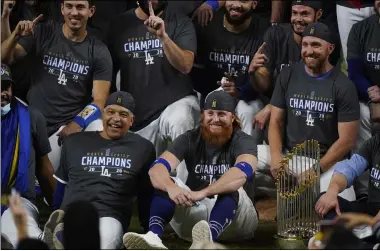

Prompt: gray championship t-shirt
[
  {"left": 347, "top": 14, "right": 380, "bottom": 101},
  {"left": 107, "top": 7, "right": 197, "bottom": 131},
  {"left": 54, "top": 131, "right": 156, "bottom": 226},
  {"left": 270, "top": 63, "right": 360, "bottom": 154},
  {"left": 191, "top": 10, "right": 268, "bottom": 100},
  {"left": 357, "top": 134, "right": 380, "bottom": 203},
  {"left": 167, "top": 127, "right": 257, "bottom": 191},
  {"left": 18, "top": 21, "right": 113, "bottom": 136}
]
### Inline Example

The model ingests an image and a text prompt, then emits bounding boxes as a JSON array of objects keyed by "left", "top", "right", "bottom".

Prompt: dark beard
[
  {"left": 201, "top": 122, "right": 233, "bottom": 147},
  {"left": 224, "top": 8, "right": 252, "bottom": 26},
  {"left": 138, "top": 0, "right": 168, "bottom": 16},
  {"left": 291, "top": 21, "right": 308, "bottom": 36}
]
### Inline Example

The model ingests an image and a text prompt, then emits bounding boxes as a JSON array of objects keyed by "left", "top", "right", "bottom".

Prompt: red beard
[{"left": 201, "top": 120, "right": 233, "bottom": 147}]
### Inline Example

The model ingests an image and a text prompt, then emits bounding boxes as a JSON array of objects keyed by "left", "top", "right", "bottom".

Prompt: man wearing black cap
[
  {"left": 51, "top": 91, "right": 156, "bottom": 249},
  {"left": 1, "top": 0, "right": 113, "bottom": 175},
  {"left": 263, "top": 22, "right": 359, "bottom": 201},
  {"left": 1, "top": 64, "right": 56, "bottom": 248},
  {"left": 107, "top": 0, "right": 199, "bottom": 182},
  {"left": 248, "top": 0, "right": 333, "bottom": 198},
  {"left": 123, "top": 90, "right": 258, "bottom": 249}
]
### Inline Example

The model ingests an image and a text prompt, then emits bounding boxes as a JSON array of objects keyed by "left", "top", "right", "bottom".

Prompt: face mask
[{"left": 1, "top": 103, "right": 11, "bottom": 116}]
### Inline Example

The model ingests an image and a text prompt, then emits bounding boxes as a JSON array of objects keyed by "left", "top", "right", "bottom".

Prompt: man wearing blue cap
[
  {"left": 123, "top": 90, "right": 258, "bottom": 249},
  {"left": 51, "top": 91, "right": 156, "bottom": 249},
  {"left": 267, "top": 22, "right": 359, "bottom": 201},
  {"left": 1, "top": 64, "right": 56, "bottom": 248}
]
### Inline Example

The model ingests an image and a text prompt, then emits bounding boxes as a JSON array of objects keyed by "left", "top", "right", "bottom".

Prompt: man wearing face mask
[
  {"left": 1, "top": 0, "right": 113, "bottom": 174},
  {"left": 123, "top": 91, "right": 258, "bottom": 249},
  {"left": 0, "top": 64, "right": 56, "bottom": 248},
  {"left": 51, "top": 91, "right": 156, "bottom": 249},
  {"left": 107, "top": 0, "right": 199, "bottom": 181},
  {"left": 266, "top": 23, "right": 358, "bottom": 201}
]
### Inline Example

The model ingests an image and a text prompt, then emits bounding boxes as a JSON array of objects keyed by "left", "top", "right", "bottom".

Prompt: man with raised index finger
[
  {"left": 1, "top": 0, "right": 113, "bottom": 174},
  {"left": 107, "top": 0, "right": 199, "bottom": 181}
]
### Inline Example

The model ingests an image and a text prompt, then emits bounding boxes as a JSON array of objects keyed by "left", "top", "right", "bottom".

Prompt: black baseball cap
[
  {"left": 204, "top": 91, "right": 236, "bottom": 113},
  {"left": 292, "top": 0, "right": 322, "bottom": 10},
  {"left": 105, "top": 91, "right": 135, "bottom": 114},
  {"left": 1, "top": 64, "right": 15, "bottom": 91},
  {"left": 302, "top": 22, "right": 334, "bottom": 44}
]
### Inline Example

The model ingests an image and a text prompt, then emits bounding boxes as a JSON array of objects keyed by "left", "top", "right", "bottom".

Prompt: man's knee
[
  {"left": 99, "top": 217, "right": 123, "bottom": 249},
  {"left": 160, "top": 97, "right": 200, "bottom": 138}
]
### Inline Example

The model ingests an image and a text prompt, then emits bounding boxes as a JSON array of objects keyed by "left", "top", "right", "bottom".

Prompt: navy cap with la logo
[
  {"left": 1, "top": 64, "right": 15, "bottom": 91},
  {"left": 105, "top": 91, "right": 136, "bottom": 114}
]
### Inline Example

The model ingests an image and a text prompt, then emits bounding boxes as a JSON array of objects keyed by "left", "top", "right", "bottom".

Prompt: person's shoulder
[
  {"left": 123, "top": 132, "right": 155, "bottom": 150},
  {"left": 35, "top": 20, "right": 59, "bottom": 37},
  {"left": 265, "top": 23, "right": 291, "bottom": 38},
  {"left": 232, "top": 130, "right": 254, "bottom": 142},
  {"left": 64, "top": 131, "right": 96, "bottom": 144},
  {"left": 353, "top": 14, "right": 377, "bottom": 30},
  {"left": 333, "top": 68, "right": 356, "bottom": 87},
  {"left": 27, "top": 104, "right": 45, "bottom": 125}
]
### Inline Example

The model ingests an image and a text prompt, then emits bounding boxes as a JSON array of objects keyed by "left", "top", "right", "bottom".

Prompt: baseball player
[
  {"left": 123, "top": 91, "right": 258, "bottom": 249},
  {"left": 1, "top": 0, "right": 113, "bottom": 173}
]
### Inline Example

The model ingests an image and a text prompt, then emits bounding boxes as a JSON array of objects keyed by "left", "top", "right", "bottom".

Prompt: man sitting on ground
[{"left": 123, "top": 91, "right": 259, "bottom": 249}]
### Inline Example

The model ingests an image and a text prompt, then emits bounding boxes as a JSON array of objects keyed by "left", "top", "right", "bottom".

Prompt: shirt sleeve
[
  {"left": 336, "top": 77, "right": 360, "bottom": 122},
  {"left": 30, "top": 109, "right": 51, "bottom": 158},
  {"left": 333, "top": 154, "right": 368, "bottom": 188},
  {"left": 270, "top": 66, "right": 291, "bottom": 109},
  {"left": 167, "top": 133, "right": 190, "bottom": 162},
  {"left": 93, "top": 43, "right": 113, "bottom": 82},
  {"left": 347, "top": 23, "right": 361, "bottom": 60},
  {"left": 172, "top": 16, "right": 197, "bottom": 54},
  {"left": 262, "top": 26, "right": 277, "bottom": 73},
  {"left": 232, "top": 133, "right": 258, "bottom": 159},
  {"left": 53, "top": 138, "right": 69, "bottom": 184}
]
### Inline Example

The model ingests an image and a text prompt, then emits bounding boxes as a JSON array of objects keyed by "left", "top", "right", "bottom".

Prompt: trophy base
[{"left": 274, "top": 234, "right": 309, "bottom": 250}]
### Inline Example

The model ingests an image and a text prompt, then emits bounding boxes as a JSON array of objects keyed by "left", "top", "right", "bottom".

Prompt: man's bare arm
[
  {"left": 203, "top": 154, "right": 257, "bottom": 197},
  {"left": 251, "top": 67, "right": 272, "bottom": 93},
  {"left": 268, "top": 106, "right": 285, "bottom": 158},
  {"left": 320, "top": 121, "right": 359, "bottom": 172},
  {"left": 1, "top": 33, "right": 27, "bottom": 64},
  {"left": 161, "top": 34, "right": 195, "bottom": 75},
  {"left": 271, "top": 0, "right": 286, "bottom": 23},
  {"left": 92, "top": 80, "right": 111, "bottom": 110},
  {"left": 149, "top": 151, "right": 180, "bottom": 192},
  {"left": 36, "top": 155, "right": 57, "bottom": 205}
]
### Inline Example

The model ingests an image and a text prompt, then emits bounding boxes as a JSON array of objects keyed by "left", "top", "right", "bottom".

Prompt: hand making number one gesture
[
  {"left": 14, "top": 14, "right": 43, "bottom": 38},
  {"left": 144, "top": 0, "right": 166, "bottom": 39}
]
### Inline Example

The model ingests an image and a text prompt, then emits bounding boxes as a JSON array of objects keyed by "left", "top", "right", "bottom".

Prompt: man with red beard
[
  {"left": 123, "top": 91, "right": 258, "bottom": 249},
  {"left": 266, "top": 23, "right": 359, "bottom": 201}
]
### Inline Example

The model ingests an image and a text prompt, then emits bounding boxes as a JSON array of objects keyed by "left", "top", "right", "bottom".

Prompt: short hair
[{"left": 62, "top": 0, "right": 94, "bottom": 6}]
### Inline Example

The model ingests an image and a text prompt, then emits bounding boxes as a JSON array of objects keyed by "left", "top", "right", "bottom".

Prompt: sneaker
[
  {"left": 123, "top": 231, "right": 168, "bottom": 250},
  {"left": 52, "top": 223, "right": 64, "bottom": 250},
  {"left": 43, "top": 209, "right": 65, "bottom": 249},
  {"left": 189, "top": 220, "right": 213, "bottom": 249}
]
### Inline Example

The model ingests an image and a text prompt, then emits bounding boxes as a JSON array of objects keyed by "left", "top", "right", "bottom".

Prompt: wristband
[
  {"left": 73, "top": 104, "right": 101, "bottom": 129},
  {"left": 235, "top": 161, "right": 253, "bottom": 180},
  {"left": 150, "top": 158, "right": 172, "bottom": 173},
  {"left": 206, "top": 0, "right": 219, "bottom": 12}
]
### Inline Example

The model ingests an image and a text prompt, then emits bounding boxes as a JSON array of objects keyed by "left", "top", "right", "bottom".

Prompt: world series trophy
[{"left": 274, "top": 140, "right": 321, "bottom": 249}]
